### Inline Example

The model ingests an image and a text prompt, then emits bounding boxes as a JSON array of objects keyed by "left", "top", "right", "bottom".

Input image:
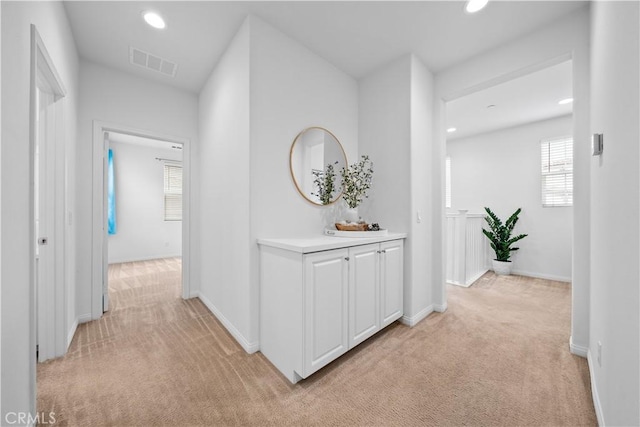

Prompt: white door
[
  {"left": 35, "top": 87, "right": 56, "bottom": 362},
  {"left": 380, "top": 240, "right": 404, "bottom": 328},
  {"left": 303, "top": 249, "right": 349, "bottom": 377},
  {"left": 348, "top": 244, "right": 380, "bottom": 348}
]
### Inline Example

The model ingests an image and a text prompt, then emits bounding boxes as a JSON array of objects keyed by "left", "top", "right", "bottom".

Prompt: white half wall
[
  {"left": 1, "top": 1, "right": 79, "bottom": 421},
  {"left": 77, "top": 61, "right": 198, "bottom": 319},
  {"left": 107, "top": 141, "right": 182, "bottom": 264},
  {"left": 447, "top": 115, "right": 573, "bottom": 282},
  {"left": 589, "top": 2, "right": 640, "bottom": 425},
  {"left": 435, "top": 6, "right": 591, "bottom": 351}
]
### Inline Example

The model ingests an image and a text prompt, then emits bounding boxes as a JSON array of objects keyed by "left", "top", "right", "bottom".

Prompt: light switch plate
[{"left": 592, "top": 133, "right": 603, "bottom": 155}]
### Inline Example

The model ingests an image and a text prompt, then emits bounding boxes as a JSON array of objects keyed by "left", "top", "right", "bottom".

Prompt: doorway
[
  {"left": 444, "top": 59, "right": 574, "bottom": 286},
  {"left": 104, "top": 132, "right": 184, "bottom": 312},
  {"left": 31, "top": 25, "right": 68, "bottom": 363},
  {"left": 91, "top": 122, "right": 191, "bottom": 321}
]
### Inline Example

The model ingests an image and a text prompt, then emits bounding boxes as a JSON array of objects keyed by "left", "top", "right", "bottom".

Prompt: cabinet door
[
  {"left": 380, "top": 240, "right": 404, "bottom": 328},
  {"left": 303, "top": 248, "right": 349, "bottom": 377},
  {"left": 348, "top": 244, "right": 380, "bottom": 348}
]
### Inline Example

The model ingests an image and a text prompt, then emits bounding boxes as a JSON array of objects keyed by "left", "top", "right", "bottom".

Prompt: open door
[
  {"left": 102, "top": 132, "right": 110, "bottom": 312},
  {"left": 31, "top": 25, "right": 67, "bottom": 362}
]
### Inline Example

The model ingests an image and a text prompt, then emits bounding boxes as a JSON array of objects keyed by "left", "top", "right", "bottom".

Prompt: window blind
[
  {"left": 164, "top": 163, "right": 182, "bottom": 221},
  {"left": 541, "top": 136, "right": 573, "bottom": 207},
  {"left": 445, "top": 156, "right": 451, "bottom": 208}
]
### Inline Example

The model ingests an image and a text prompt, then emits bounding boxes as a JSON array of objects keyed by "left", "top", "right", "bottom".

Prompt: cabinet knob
[
  {"left": 381, "top": 249, "right": 386, "bottom": 254},
  {"left": 344, "top": 257, "right": 350, "bottom": 261}
]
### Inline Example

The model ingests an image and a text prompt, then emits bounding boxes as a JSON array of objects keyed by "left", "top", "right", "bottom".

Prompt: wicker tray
[
  {"left": 325, "top": 228, "right": 388, "bottom": 238},
  {"left": 335, "top": 222, "right": 368, "bottom": 231}
]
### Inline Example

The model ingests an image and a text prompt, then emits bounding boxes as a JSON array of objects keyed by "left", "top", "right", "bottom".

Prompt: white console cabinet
[{"left": 258, "top": 234, "right": 405, "bottom": 383}]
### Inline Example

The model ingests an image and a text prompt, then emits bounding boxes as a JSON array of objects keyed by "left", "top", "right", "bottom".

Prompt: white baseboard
[
  {"left": 194, "top": 292, "right": 259, "bottom": 354},
  {"left": 446, "top": 280, "right": 471, "bottom": 288},
  {"left": 108, "top": 254, "right": 182, "bottom": 264},
  {"left": 67, "top": 314, "right": 92, "bottom": 350},
  {"left": 67, "top": 319, "right": 79, "bottom": 350},
  {"left": 78, "top": 313, "right": 92, "bottom": 324},
  {"left": 434, "top": 302, "right": 448, "bottom": 313},
  {"left": 446, "top": 269, "right": 489, "bottom": 288},
  {"left": 569, "top": 336, "right": 588, "bottom": 358},
  {"left": 400, "top": 304, "right": 434, "bottom": 327},
  {"left": 510, "top": 269, "right": 571, "bottom": 283},
  {"left": 587, "top": 349, "right": 605, "bottom": 426}
]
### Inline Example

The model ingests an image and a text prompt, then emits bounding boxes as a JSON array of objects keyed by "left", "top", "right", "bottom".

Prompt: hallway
[{"left": 37, "top": 270, "right": 596, "bottom": 426}]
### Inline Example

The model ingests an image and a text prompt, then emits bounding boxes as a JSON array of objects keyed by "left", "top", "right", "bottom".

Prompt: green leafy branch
[
  {"left": 340, "top": 155, "right": 374, "bottom": 209},
  {"left": 311, "top": 161, "right": 338, "bottom": 205}
]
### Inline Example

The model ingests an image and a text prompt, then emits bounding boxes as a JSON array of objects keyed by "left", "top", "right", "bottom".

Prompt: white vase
[
  {"left": 344, "top": 207, "right": 359, "bottom": 223},
  {"left": 492, "top": 259, "right": 512, "bottom": 276}
]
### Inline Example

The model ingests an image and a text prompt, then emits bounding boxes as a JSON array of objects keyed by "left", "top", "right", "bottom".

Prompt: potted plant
[
  {"left": 340, "top": 155, "right": 373, "bottom": 222},
  {"left": 482, "top": 207, "right": 528, "bottom": 275}
]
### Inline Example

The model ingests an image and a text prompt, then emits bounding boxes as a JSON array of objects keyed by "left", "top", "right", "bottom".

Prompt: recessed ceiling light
[
  {"left": 465, "top": 0, "right": 489, "bottom": 14},
  {"left": 447, "top": 127, "right": 457, "bottom": 133},
  {"left": 143, "top": 11, "right": 166, "bottom": 29},
  {"left": 558, "top": 98, "right": 574, "bottom": 105}
]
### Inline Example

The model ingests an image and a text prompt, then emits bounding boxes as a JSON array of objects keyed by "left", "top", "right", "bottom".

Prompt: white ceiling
[
  {"left": 63, "top": 1, "right": 587, "bottom": 93},
  {"left": 446, "top": 60, "right": 573, "bottom": 140}
]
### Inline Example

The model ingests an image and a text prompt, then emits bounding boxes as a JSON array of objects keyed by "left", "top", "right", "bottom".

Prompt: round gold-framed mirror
[{"left": 289, "top": 127, "right": 347, "bottom": 206}]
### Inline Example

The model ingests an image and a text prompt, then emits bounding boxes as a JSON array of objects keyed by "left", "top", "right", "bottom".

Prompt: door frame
[
  {"left": 91, "top": 121, "right": 191, "bottom": 320},
  {"left": 29, "top": 25, "right": 68, "bottom": 364}
]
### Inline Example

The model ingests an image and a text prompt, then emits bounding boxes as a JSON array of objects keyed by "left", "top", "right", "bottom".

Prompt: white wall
[
  {"left": 1, "top": 1, "right": 79, "bottom": 421},
  {"left": 435, "top": 6, "right": 591, "bottom": 353},
  {"left": 447, "top": 115, "right": 573, "bottom": 281},
  {"left": 410, "top": 56, "right": 437, "bottom": 317},
  {"left": 589, "top": 2, "right": 639, "bottom": 425},
  {"left": 107, "top": 141, "right": 182, "bottom": 264},
  {"left": 197, "top": 18, "right": 252, "bottom": 349},
  {"left": 77, "top": 61, "right": 198, "bottom": 320},
  {"left": 197, "top": 16, "right": 359, "bottom": 351},
  {"left": 0, "top": 3, "right": 3, "bottom": 417},
  {"left": 249, "top": 16, "right": 359, "bottom": 345},
  {"left": 359, "top": 54, "right": 437, "bottom": 326}
]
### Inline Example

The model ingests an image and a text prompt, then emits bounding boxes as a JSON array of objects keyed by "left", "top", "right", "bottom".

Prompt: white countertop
[{"left": 257, "top": 232, "right": 407, "bottom": 253}]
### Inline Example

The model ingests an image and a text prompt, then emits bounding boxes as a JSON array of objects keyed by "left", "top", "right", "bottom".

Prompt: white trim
[
  {"left": 77, "top": 313, "right": 92, "bottom": 324},
  {"left": 587, "top": 349, "right": 605, "bottom": 426},
  {"left": 92, "top": 121, "right": 192, "bottom": 321},
  {"left": 108, "top": 254, "right": 182, "bottom": 265},
  {"left": 569, "top": 335, "right": 588, "bottom": 358},
  {"left": 194, "top": 292, "right": 259, "bottom": 354},
  {"left": 66, "top": 318, "right": 78, "bottom": 350},
  {"left": 510, "top": 269, "right": 571, "bottom": 283},
  {"left": 433, "top": 302, "right": 448, "bottom": 313},
  {"left": 66, "top": 314, "right": 92, "bottom": 350},
  {"left": 400, "top": 304, "right": 434, "bottom": 327},
  {"left": 447, "top": 268, "right": 488, "bottom": 288},
  {"left": 30, "top": 22, "right": 69, "bottom": 371}
]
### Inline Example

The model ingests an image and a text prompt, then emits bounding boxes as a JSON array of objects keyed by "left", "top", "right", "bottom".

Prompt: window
[
  {"left": 164, "top": 162, "right": 182, "bottom": 220},
  {"left": 541, "top": 136, "right": 573, "bottom": 207},
  {"left": 445, "top": 156, "right": 451, "bottom": 208}
]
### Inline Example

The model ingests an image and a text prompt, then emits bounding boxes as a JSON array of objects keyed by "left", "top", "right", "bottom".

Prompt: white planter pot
[
  {"left": 492, "top": 259, "right": 512, "bottom": 276},
  {"left": 344, "top": 207, "right": 359, "bottom": 223}
]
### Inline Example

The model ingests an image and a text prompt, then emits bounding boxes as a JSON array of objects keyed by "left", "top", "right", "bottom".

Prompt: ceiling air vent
[{"left": 129, "top": 46, "right": 177, "bottom": 78}]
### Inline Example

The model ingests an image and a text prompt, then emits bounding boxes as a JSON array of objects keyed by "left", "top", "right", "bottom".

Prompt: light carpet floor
[{"left": 38, "top": 262, "right": 597, "bottom": 426}]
